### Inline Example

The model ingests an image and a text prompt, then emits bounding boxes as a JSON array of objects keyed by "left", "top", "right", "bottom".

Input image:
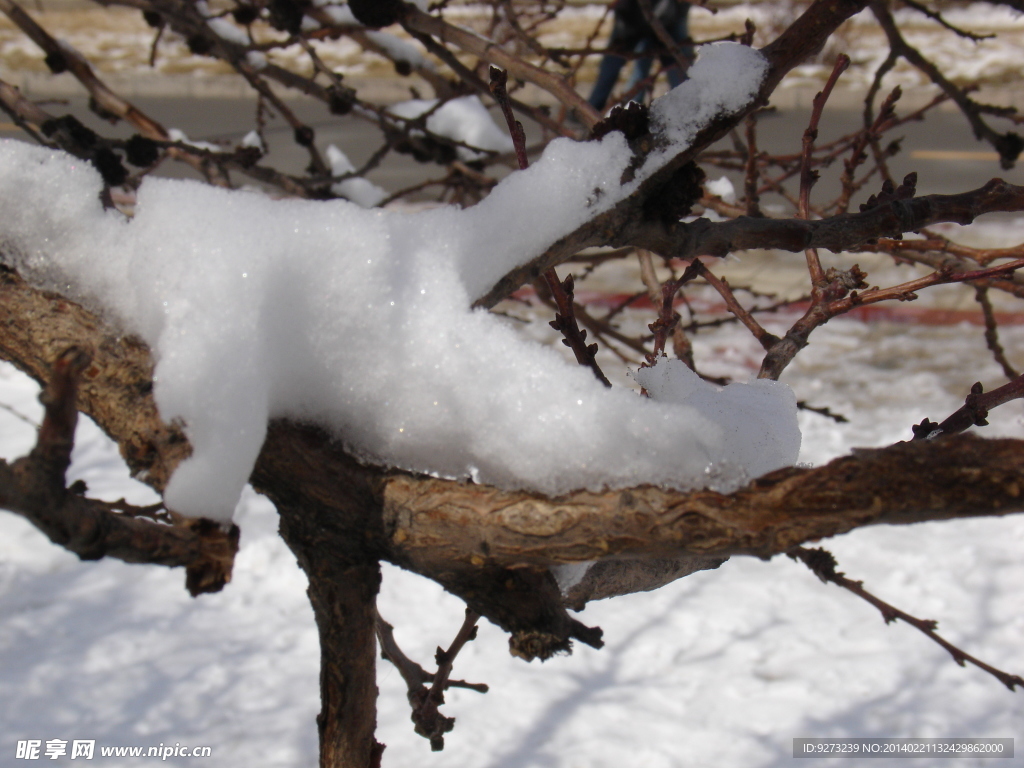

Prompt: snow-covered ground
[
  {"left": 3, "top": 1, "right": 1024, "bottom": 106},
  {"left": 2, "top": 293, "right": 1023, "bottom": 766}
]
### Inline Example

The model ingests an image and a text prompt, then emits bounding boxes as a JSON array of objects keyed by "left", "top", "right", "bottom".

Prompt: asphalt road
[{"left": 2, "top": 95, "right": 1022, "bottom": 207}]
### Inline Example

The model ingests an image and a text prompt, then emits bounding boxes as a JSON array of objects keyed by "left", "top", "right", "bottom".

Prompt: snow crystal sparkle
[{"left": 0, "top": 43, "right": 796, "bottom": 521}]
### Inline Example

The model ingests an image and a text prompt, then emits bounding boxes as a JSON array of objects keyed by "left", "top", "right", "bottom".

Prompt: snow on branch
[
  {"left": 0, "top": 41, "right": 799, "bottom": 522},
  {"left": 4, "top": 267, "right": 1024, "bottom": 641}
]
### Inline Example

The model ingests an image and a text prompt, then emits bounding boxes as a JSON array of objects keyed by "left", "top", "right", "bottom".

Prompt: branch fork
[{"left": 0, "top": 347, "right": 238, "bottom": 596}]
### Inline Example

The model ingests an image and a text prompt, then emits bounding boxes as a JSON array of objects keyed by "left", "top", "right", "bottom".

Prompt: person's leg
[
  {"left": 666, "top": 8, "right": 693, "bottom": 88},
  {"left": 588, "top": 54, "right": 628, "bottom": 112},
  {"left": 666, "top": 58, "right": 687, "bottom": 89},
  {"left": 624, "top": 39, "right": 653, "bottom": 103}
]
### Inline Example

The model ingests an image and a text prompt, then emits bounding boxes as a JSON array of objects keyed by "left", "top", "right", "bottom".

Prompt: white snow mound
[{"left": 0, "top": 43, "right": 794, "bottom": 521}]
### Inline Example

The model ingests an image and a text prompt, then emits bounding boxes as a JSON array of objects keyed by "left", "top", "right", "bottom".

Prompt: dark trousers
[{"left": 587, "top": 15, "right": 693, "bottom": 112}]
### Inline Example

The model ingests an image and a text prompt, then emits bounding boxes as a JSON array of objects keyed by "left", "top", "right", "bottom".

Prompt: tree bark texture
[
  {"left": 381, "top": 435, "right": 1024, "bottom": 567},
  {"left": 237, "top": 424, "right": 387, "bottom": 767},
  {"left": 305, "top": 557, "right": 382, "bottom": 768}
]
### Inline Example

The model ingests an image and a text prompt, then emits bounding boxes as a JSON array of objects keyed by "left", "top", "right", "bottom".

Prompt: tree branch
[
  {"left": 791, "top": 547, "right": 1023, "bottom": 691},
  {"left": 0, "top": 346, "right": 237, "bottom": 596},
  {"left": 642, "top": 178, "right": 1024, "bottom": 261},
  {"left": 402, "top": 6, "right": 601, "bottom": 127},
  {"left": 382, "top": 434, "right": 1024, "bottom": 567},
  {"left": 5, "top": 263, "right": 1024, "bottom": 618},
  {"left": 870, "top": 0, "right": 1022, "bottom": 168}
]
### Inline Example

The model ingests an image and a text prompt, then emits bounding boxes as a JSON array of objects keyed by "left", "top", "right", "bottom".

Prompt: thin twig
[
  {"left": 829, "top": 257, "right": 1024, "bottom": 314},
  {"left": 489, "top": 67, "right": 529, "bottom": 171},
  {"left": 975, "top": 286, "right": 1019, "bottom": 381},
  {"left": 913, "top": 374, "right": 1024, "bottom": 440},
  {"left": 743, "top": 113, "right": 763, "bottom": 217},
  {"left": 800, "top": 54, "right": 850, "bottom": 293},
  {"left": 696, "top": 263, "right": 779, "bottom": 352},
  {"left": 490, "top": 66, "right": 610, "bottom": 387},
  {"left": 899, "top": 0, "right": 994, "bottom": 42},
  {"left": 647, "top": 260, "right": 703, "bottom": 363},
  {"left": 790, "top": 547, "right": 1023, "bottom": 692},
  {"left": 375, "top": 608, "right": 488, "bottom": 751},
  {"left": 835, "top": 86, "right": 900, "bottom": 214},
  {"left": 402, "top": 6, "right": 601, "bottom": 128},
  {"left": 871, "top": 0, "right": 1022, "bottom": 169}
]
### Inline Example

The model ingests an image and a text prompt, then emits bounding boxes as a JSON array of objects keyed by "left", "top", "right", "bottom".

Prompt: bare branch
[
  {"left": 402, "top": 6, "right": 601, "bottom": 127},
  {"left": 0, "top": 346, "right": 237, "bottom": 596},
  {"left": 644, "top": 179, "right": 1024, "bottom": 263},
  {"left": 791, "top": 547, "right": 1023, "bottom": 691},
  {"left": 383, "top": 434, "right": 1024, "bottom": 568},
  {"left": 899, "top": 0, "right": 995, "bottom": 41},
  {"left": 695, "top": 262, "right": 778, "bottom": 351},
  {"left": 419, "top": 609, "right": 482, "bottom": 751},
  {"left": 376, "top": 608, "right": 488, "bottom": 751},
  {"left": 0, "top": 0, "right": 228, "bottom": 184},
  {"left": 870, "top": 0, "right": 1023, "bottom": 168},
  {"left": 975, "top": 286, "right": 1019, "bottom": 381},
  {"left": 914, "top": 376, "right": 1024, "bottom": 440}
]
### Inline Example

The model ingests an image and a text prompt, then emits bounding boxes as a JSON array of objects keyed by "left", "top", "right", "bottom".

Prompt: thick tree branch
[
  {"left": 4, "top": 263, "right": 1024, "bottom": 613},
  {"left": 642, "top": 179, "right": 1024, "bottom": 260},
  {"left": 382, "top": 434, "right": 1024, "bottom": 567},
  {"left": 477, "top": 177, "right": 1024, "bottom": 310},
  {"left": 0, "top": 345, "right": 237, "bottom": 595}
]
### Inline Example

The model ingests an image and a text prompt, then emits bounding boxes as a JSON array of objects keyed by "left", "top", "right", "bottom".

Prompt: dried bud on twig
[{"left": 591, "top": 101, "right": 650, "bottom": 142}]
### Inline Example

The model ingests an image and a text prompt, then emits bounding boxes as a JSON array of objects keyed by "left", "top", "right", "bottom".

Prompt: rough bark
[
  {"left": 381, "top": 435, "right": 1024, "bottom": 566},
  {"left": 0, "top": 316, "right": 236, "bottom": 596},
  {"left": 250, "top": 424, "right": 385, "bottom": 768},
  {"left": 0, "top": 264, "right": 190, "bottom": 492},
  {"left": 306, "top": 558, "right": 382, "bottom": 768}
]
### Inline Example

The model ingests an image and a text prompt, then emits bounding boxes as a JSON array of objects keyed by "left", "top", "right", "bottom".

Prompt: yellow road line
[{"left": 911, "top": 149, "right": 1000, "bottom": 161}]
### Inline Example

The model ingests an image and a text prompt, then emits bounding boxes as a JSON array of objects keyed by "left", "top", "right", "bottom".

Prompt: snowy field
[
  {"left": 3, "top": 2, "right": 1024, "bottom": 105},
  {"left": 2, "top": 295, "right": 1024, "bottom": 767}
]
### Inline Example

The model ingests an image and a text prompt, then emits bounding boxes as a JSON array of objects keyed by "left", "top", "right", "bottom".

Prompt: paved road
[
  {"left": 2, "top": 95, "right": 1021, "bottom": 206},
  {"left": 745, "top": 106, "right": 1023, "bottom": 206}
]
